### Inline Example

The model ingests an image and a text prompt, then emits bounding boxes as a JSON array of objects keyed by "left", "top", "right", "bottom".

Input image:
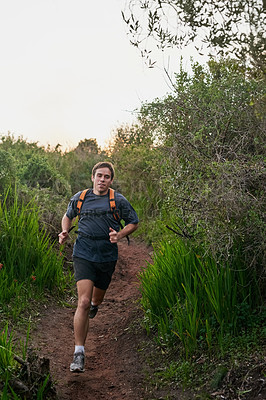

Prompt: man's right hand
[{"left": 58, "top": 230, "right": 69, "bottom": 245}]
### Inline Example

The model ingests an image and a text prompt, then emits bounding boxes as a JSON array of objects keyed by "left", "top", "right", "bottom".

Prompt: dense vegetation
[{"left": 0, "top": 58, "right": 265, "bottom": 398}]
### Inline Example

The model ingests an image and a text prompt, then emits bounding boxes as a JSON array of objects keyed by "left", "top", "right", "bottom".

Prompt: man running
[{"left": 58, "top": 162, "right": 139, "bottom": 372}]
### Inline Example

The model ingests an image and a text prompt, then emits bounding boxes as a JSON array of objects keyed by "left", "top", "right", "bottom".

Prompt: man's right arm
[{"left": 58, "top": 213, "right": 73, "bottom": 244}]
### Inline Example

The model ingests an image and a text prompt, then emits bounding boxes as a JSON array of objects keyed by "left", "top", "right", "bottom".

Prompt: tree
[
  {"left": 74, "top": 138, "right": 100, "bottom": 155},
  {"left": 138, "top": 59, "right": 265, "bottom": 271},
  {"left": 122, "top": 0, "right": 265, "bottom": 70}
]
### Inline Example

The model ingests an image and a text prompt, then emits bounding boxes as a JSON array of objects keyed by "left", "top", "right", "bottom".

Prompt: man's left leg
[
  {"left": 89, "top": 260, "right": 117, "bottom": 319},
  {"left": 90, "top": 287, "right": 106, "bottom": 319}
]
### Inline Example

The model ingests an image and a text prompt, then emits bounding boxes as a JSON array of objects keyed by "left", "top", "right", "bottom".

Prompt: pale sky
[{"left": 0, "top": 0, "right": 206, "bottom": 151}]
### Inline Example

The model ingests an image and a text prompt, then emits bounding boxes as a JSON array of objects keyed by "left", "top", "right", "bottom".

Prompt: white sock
[{"left": 75, "top": 345, "right": 84, "bottom": 354}]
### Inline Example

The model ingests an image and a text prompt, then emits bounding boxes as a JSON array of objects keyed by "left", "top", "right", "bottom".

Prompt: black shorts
[{"left": 73, "top": 256, "right": 117, "bottom": 290}]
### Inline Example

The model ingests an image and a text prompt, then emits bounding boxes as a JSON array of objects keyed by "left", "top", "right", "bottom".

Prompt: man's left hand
[{"left": 109, "top": 227, "right": 119, "bottom": 243}]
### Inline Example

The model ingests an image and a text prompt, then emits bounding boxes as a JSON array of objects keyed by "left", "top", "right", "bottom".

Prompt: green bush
[
  {"left": 0, "top": 149, "right": 17, "bottom": 192},
  {"left": 18, "top": 153, "right": 71, "bottom": 196}
]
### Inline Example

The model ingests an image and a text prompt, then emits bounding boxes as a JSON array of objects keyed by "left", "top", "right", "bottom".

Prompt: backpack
[{"left": 76, "top": 188, "right": 130, "bottom": 244}]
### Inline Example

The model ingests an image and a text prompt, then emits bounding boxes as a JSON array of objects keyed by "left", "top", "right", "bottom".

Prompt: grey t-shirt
[{"left": 66, "top": 189, "right": 139, "bottom": 262}]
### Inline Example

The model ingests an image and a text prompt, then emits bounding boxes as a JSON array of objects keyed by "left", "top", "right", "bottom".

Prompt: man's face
[{"left": 91, "top": 167, "right": 113, "bottom": 195}]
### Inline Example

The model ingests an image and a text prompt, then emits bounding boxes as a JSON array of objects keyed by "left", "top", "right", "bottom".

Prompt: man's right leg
[
  {"left": 70, "top": 279, "right": 94, "bottom": 372},
  {"left": 74, "top": 279, "right": 94, "bottom": 345}
]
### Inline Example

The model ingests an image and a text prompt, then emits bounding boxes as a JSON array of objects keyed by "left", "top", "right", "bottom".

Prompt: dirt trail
[{"left": 32, "top": 240, "right": 154, "bottom": 400}]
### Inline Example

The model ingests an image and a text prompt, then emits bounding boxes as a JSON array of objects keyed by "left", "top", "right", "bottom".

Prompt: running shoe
[
  {"left": 70, "top": 352, "right": 85, "bottom": 373},
  {"left": 89, "top": 304, "right": 98, "bottom": 319}
]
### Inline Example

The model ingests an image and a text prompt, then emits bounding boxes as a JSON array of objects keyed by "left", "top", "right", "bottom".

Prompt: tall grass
[
  {"left": 0, "top": 187, "right": 66, "bottom": 319},
  {"left": 0, "top": 325, "right": 15, "bottom": 383},
  {"left": 139, "top": 239, "right": 259, "bottom": 356}
]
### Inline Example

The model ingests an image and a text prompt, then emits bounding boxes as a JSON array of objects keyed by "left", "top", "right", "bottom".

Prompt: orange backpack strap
[
  {"left": 109, "top": 188, "right": 116, "bottom": 210},
  {"left": 109, "top": 188, "right": 119, "bottom": 220},
  {"left": 77, "top": 188, "right": 89, "bottom": 218},
  {"left": 109, "top": 188, "right": 130, "bottom": 245}
]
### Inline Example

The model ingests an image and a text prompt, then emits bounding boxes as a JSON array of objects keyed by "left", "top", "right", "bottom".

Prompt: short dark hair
[{"left": 92, "top": 162, "right": 115, "bottom": 180}]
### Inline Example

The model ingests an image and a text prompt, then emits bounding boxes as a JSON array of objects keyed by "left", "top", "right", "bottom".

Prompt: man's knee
[{"left": 78, "top": 295, "right": 91, "bottom": 311}]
